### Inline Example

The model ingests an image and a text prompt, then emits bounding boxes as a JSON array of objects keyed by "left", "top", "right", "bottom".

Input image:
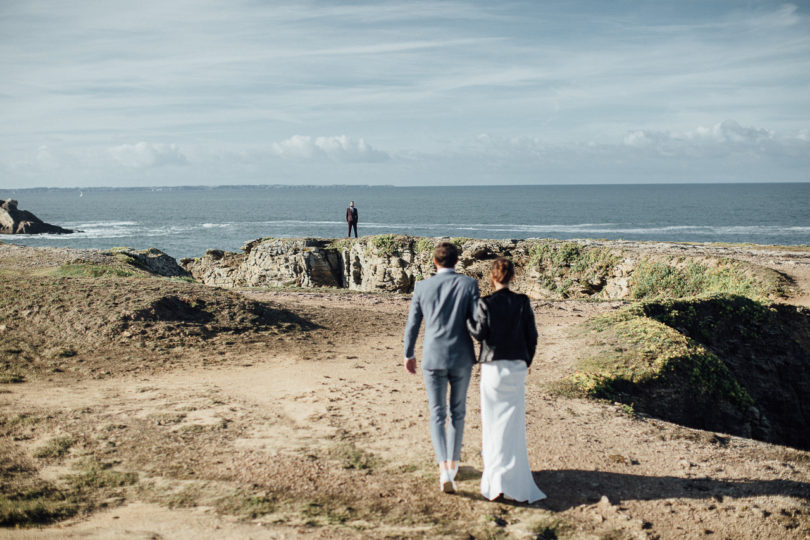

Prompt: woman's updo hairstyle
[{"left": 490, "top": 257, "right": 514, "bottom": 285}]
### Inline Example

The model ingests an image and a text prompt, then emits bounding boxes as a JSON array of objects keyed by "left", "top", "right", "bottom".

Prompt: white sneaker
[
  {"left": 449, "top": 464, "right": 459, "bottom": 481},
  {"left": 440, "top": 469, "right": 456, "bottom": 493}
]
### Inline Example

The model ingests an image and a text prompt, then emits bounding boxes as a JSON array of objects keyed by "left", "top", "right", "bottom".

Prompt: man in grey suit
[{"left": 403, "top": 241, "right": 480, "bottom": 493}]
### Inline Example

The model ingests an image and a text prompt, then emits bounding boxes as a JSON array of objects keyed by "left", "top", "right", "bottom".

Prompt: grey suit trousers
[{"left": 423, "top": 365, "right": 472, "bottom": 463}]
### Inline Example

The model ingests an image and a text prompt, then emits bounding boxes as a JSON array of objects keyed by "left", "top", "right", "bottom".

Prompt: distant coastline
[{"left": 4, "top": 181, "right": 809, "bottom": 192}]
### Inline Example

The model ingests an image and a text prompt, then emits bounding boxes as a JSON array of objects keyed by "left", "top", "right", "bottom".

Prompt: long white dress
[{"left": 480, "top": 359, "right": 546, "bottom": 503}]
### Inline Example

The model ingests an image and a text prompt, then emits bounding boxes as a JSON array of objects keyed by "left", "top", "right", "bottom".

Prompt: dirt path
[{"left": 3, "top": 290, "right": 809, "bottom": 539}]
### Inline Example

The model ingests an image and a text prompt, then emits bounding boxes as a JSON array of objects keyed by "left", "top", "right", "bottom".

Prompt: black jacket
[{"left": 467, "top": 288, "right": 538, "bottom": 366}]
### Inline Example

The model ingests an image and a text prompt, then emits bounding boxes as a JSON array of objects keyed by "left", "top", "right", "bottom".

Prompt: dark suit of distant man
[{"left": 346, "top": 201, "right": 358, "bottom": 238}]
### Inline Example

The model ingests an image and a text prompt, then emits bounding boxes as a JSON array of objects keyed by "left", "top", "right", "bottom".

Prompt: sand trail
[{"left": 2, "top": 286, "right": 809, "bottom": 538}]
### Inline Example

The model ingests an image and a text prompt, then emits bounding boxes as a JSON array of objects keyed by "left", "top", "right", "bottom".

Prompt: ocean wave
[
  {"left": 70, "top": 221, "right": 138, "bottom": 227},
  {"left": 362, "top": 222, "right": 810, "bottom": 236}
]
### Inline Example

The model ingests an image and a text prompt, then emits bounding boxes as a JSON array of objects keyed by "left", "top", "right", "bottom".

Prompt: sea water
[{"left": 2, "top": 183, "right": 809, "bottom": 260}]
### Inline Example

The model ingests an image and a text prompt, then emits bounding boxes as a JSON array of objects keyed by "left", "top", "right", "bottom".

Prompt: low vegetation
[
  {"left": 47, "top": 263, "right": 144, "bottom": 279},
  {"left": 630, "top": 258, "right": 785, "bottom": 300},
  {"left": 528, "top": 240, "right": 621, "bottom": 298},
  {"left": 565, "top": 303, "right": 752, "bottom": 407},
  {"left": 0, "top": 447, "right": 137, "bottom": 527},
  {"left": 522, "top": 240, "right": 787, "bottom": 301},
  {"left": 564, "top": 294, "right": 810, "bottom": 448},
  {"left": 32, "top": 436, "right": 75, "bottom": 459},
  {"left": 368, "top": 234, "right": 407, "bottom": 257},
  {"left": 414, "top": 237, "right": 436, "bottom": 254}
]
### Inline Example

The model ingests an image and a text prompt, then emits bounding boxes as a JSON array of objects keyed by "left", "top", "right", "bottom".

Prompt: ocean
[{"left": 2, "top": 183, "right": 809, "bottom": 260}]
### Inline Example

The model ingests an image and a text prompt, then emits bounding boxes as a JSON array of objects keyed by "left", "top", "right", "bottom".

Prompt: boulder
[
  {"left": 111, "top": 247, "right": 191, "bottom": 278},
  {"left": 0, "top": 199, "right": 74, "bottom": 235}
]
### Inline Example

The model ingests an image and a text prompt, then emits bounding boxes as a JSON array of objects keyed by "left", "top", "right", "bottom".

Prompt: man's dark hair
[{"left": 433, "top": 242, "right": 459, "bottom": 268}]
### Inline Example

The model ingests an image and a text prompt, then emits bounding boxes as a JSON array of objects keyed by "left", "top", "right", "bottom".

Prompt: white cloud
[
  {"left": 622, "top": 120, "right": 788, "bottom": 155},
  {"left": 688, "top": 120, "right": 773, "bottom": 144},
  {"left": 271, "top": 135, "right": 389, "bottom": 163},
  {"left": 109, "top": 142, "right": 188, "bottom": 168},
  {"left": 1, "top": 1, "right": 809, "bottom": 187}
]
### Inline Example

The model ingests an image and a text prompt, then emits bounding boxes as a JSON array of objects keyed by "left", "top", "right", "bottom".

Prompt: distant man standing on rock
[
  {"left": 346, "top": 201, "right": 358, "bottom": 238},
  {"left": 403, "top": 242, "right": 480, "bottom": 493}
]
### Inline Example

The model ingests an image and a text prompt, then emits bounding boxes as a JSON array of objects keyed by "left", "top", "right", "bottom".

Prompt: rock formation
[
  {"left": 0, "top": 199, "right": 74, "bottom": 235},
  {"left": 111, "top": 247, "right": 191, "bottom": 278},
  {"left": 180, "top": 235, "right": 789, "bottom": 301}
]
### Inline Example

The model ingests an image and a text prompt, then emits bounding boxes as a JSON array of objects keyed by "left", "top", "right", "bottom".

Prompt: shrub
[
  {"left": 528, "top": 240, "right": 620, "bottom": 298},
  {"left": 370, "top": 235, "right": 399, "bottom": 257},
  {"left": 630, "top": 258, "right": 781, "bottom": 300}
]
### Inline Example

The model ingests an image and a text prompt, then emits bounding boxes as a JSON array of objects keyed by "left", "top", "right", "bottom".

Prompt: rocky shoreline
[{"left": 179, "top": 235, "right": 806, "bottom": 301}]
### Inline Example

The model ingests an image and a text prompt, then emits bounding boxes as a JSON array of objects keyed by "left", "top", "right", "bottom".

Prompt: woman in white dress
[{"left": 467, "top": 257, "right": 546, "bottom": 503}]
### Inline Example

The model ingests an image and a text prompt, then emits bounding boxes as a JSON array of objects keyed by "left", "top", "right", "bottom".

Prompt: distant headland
[{"left": 0, "top": 199, "right": 73, "bottom": 235}]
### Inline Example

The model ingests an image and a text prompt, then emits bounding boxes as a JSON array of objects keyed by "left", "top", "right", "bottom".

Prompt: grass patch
[
  {"left": 450, "top": 237, "right": 473, "bottom": 247},
  {"left": 32, "top": 436, "right": 74, "bottom": 459},
  {"left": 327, "top": 442, "right": 380, "bottom": 471},
  {"left": 65, "top": 459, "right": 138, "bottom": 490},
  {"left": 630, "top": 258, "right": 783, "bottom": 300},
  {"left": 0, "top": 373, "right": 25, "bottom": 384},
  {"left": 217, "top": 489, "right": 277, "bottom": 518},
  {"left": 565, "top": 294, "right": 810, "bottom": 447},
  {"left": 566, "top": 302, "right": 752, "bottom": 411},
  {"left": 528, "top": 240, "right": 621, "bottom": 298},
  {"left": 330, "top": 238, "right": 355, "bottom": 251},
  {"left": 150, "top": 483, "right": 205, "bottom": 509},
  {"left": 49, "top": 263, "right": 142, "bottom": 279},
  {"left": 300, "top": 499, "right": 359, "bottom": 526},
  {"left": 415, "top": 237, "right": 436, "bottom": 254},
  {"left": 0, "top": 485, "right": 79, "bottom": 527},
  {"left": 0, "top": 449, "right": 136, "bottom": 527},
  {"left": 369, "top": 234, "right": 400, "bottom": 257},
  {"left": 3, "top": 413, "right": 41, "bottom": 428}
]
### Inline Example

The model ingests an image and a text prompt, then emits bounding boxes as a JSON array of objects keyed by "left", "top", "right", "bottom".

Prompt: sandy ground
[{"left": 1, "top": 247, "right": 810, "bottom": 539}]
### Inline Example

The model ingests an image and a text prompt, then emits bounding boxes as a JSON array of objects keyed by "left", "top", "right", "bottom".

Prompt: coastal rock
[
  {"left": 0, "top": 199, "right": 74, "bottom": 235},
  {"left": 112, "top": 247, "right": 191, "bottom": 278},
  {"left": 179, "top": 236, "right": 791, "bottom": 302}
]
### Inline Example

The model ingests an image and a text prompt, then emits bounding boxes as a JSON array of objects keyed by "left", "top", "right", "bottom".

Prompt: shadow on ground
[
  {"left": 534, "top": 469, "right": 810, "bottom": 511},
  {"left": 448, "top": 466, "right": 809, "bottom": 511}
]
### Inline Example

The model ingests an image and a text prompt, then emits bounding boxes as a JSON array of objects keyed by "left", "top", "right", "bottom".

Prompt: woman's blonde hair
[{"left": 490, "top": 257, "right": 514, "bottom": 285}]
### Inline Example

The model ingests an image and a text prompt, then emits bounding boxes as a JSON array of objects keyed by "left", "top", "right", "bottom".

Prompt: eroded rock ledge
[{"left": 180, "top": 236, "right": 798, "bottom": 300}]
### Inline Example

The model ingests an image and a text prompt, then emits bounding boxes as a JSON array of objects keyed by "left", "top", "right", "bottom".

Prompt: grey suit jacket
[{"left": 403, "top": 270, "right": 480, "bottom": 370}]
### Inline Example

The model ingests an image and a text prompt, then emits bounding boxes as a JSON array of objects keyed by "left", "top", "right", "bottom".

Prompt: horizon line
[{"left": 4, "top": 180, "right": 810, "bottom": 192}]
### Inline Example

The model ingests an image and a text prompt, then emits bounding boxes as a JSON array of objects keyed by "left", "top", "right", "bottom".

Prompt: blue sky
[{"left": 1, "top": 0, "right": 809, "bottom": 187}]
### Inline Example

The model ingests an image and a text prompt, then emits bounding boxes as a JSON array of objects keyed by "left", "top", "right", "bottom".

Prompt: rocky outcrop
[
  {"left": 180, "top": 236, "right": 791, "bottom": 301},
  {"left": 183, "top": 236, "right": 477, "bottom": 293},
  {"left": 0, "top": 199, "right": 74, "bottom": 235},
  {"left": 111, "top": 247, "right": 191, "bottom": 278}
]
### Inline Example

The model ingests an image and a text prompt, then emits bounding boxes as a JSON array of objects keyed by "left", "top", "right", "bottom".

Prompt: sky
[{"left": 1, "top": 0, "right": 809, "bottom": 188}]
